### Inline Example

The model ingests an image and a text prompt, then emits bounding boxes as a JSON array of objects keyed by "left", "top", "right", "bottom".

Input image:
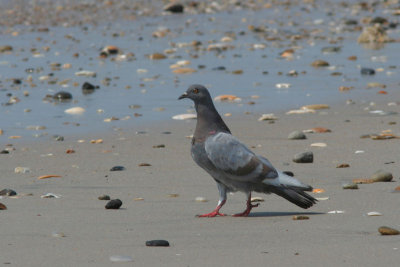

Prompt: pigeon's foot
[
  {"left": 196, "top": 211, "right": 226, "bottom": 217},
  {"left": 232, "top": 194, "right": 259, "bottom": 217}
]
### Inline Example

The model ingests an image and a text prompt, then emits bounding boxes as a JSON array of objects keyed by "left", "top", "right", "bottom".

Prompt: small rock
[
  {"left": 52, "top": 231, "right": 66, "bottom": 238},
  {"left": 358, "top": 25, "right": 389, "bottom": 43},
  {"left": 370, "top": 170, "right": 393, "bottom": 182},
  {"left": 98, "top": 194, "right": 111, "bottom": 200},
  {"left": 14, "top": 167, "right": 30, "bottom": 174},
  {"left": 304, "top": 127, "right": 331, "bottom": 133},
  {"left": 109, "top": 255, "right": 133, "bottom": 262},
  {"left": 172, "top": 114, "right": 196, "bottom": 120},
  {"left": 110, "top": 166, "right": 125, "bottom": 171},
  {"left": 152, "top": 144, "right": 165, "bottom": 148},
  {"left": 311, "top": 60, "right": 330, "bottom": 67},
  {"left": 105, "top": 199, "right": 122, "bottom": 209},
  {"left": 337, "top": 163, "right": 350, "bottom": 168},
  {"left": 293, "top": 152, "right": 313, "bottom": 163},
  {"left": 0, "top": 45, "right": 13, "bottom": 53},
  {"left": 0, "top": 189, "right": 17, "bottom": 196},
  {"left": 361, "top": 68, "right": 375, "bottom": 75},
  {"left": 378, "top": 226, "right": 400, "bottom": 235},
  {"left": 82, "top": 82, "right": 97, "bottom": 94},
  {"left": 41, "top": 193, "right": 61, "bottom": 198},
  {"left": 53, "top": 91, "right": 72, "bottom": 101},
  {"left": 0, "top": 150, "right": 9, "bottom": 154},
  {"left": 301, "top": 104, "right": 330, "bottom": 110},
  {"left": 164, "top": 3, "right": 184, "bottom": 13},
  {"left": 292, "top": 215, "right": 309, "bottom": 220},
  {"left": 149, "top": 53, "right": 167, "bottom": 60},
  {"left": 75, "top": 70, "right": 96, "bottom": 77},
  {"left": 0, "top": 203, "right": 7, "bottom": 210},
  {"left": 214, "top": 95, "right": 241, "bottom": 102},
  {"left": 195, "top": 197, "right": 208, "bottom": 202},
  {"left": 288, "top": 131, "right": 307, "bottom": 140},
  {"left": 138, "top": 163, "right": 151, "bottom": 167},
  {"left": 145, "top": 240, "right": 170, "bottom": 247},
  {"left": 342, "top": 183, "right": 358, "bottom": 189},
  {"left": 367, "top": 211, "right": 382, "bottom": 216},
  {"left": 321, "top": 47, "right": 341, "bottom": 53},
  {"left": 53, "top": 135, "right": 64, "bottom": 141},
  {"left": 64, "top": 107, "right": 85, "bottom": 115},
  {"left": 258, "top": 113, "right": 277, "bottom": 121}
]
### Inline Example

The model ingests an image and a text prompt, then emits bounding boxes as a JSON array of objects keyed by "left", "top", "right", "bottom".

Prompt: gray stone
[
  {"left": 370, "top": 170, "right": 393, "bottom": 182},
  {"left": 293, "top": 152, "right": 313, "bottom": 163},
  {"left": 288, "top": 130, "right": 307, "bottom": 140}
]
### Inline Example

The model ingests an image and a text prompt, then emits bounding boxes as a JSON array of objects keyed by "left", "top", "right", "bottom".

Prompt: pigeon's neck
[{"left": 194, "top": 101, "right": 231, "bottom": 141}]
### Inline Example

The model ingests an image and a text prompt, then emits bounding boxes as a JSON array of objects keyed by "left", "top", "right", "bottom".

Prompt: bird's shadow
[{"left": 247, "top": 211, "right": 324, "bottom": 218}]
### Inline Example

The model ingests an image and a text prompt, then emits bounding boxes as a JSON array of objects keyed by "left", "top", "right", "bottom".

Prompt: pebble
[
  {"left": 195, "top": 197, "right": 208, "bottom": 202},
  {"left": 275, "top": 83, "right": 291, "bottom": 88},
  {"left": 0, "top": 189, "right": 17, "bottom": 196},
  {"left": 311, "top": 60, "right": 330, "bottom": 67},
  {"left": 288, "top": 131, "right": 307, "bottom": 140},
  {"left": 361, "top": 68, "right": 375, "bottom": 75},
  {"left": 172, "top": 68, "right": 196, "bottom": 74},
  {"left": 98, "top": 195, "right": 111, "bottom": 200},
  {"left": 164, "top": 3, "right": 184, "bottom": 13},
  {"left": 109, "top": 255, "right": 133, "bottom": 262},
  {"left": 53, "top": 135, "right": 64, "bottom": 141},
  {"left": 53, "top": 91, "right": 72, "bottom": 101},
  {"left": 214, "top": 95, "right": 241, "bottom": 102},
  {"left": 321, "top": 46, "right": 341, "bottom": 53},
  {"left": 110, "top": 166, "right": 125, "bottom": 171},
  {"left": 310, "top": 143, "right": 327, "bottom": 147},
  {"left": 336, "top": 163, "right": 350, "bottom": 168},
  {"left": 370, "top": 170, "right": 393, "bottom": 182},
  {"left": 138, "top": 163, "right": 151, "bottom": 167},
  {"left": 292, "top": 215, "right": 309, "bottom": 220},
  {"left": 152, "top": 144, "right": 165, "bottom": 148},
  {"left": 105, "top": 199, "right": 122, "bottom": 209},
  {"left": 75, "top": 70, "right": 96, "bottom": 77},
  {"left": 149, "top": 53, "right": 166, "bottom": 60},
  {"left": 378, "top": 226, "right": 400, "bottom": 236},
  {"left": 342, "top": 183, "right": 358, "bottom": 189},
  {"left": 14, "top": 167, "right": 31, "bottom": 174},
  {"left": 64, "top": 107, "right": 85, "bottom": 115},
  {"left": 52, "top": 231, "right": 66, "bottom": 238},
  {"left": 41, "top": 193, "right": 61, "bottom": 198},
  {"left": 367, "top": 211, "right": 382, "bottom": 216},
  {"left": 0, "top": 202, "right": 7, "bottom": 210},
  {"left": 172, "top": 114, "right": 197, "bottom": 120},
  {"left": 301, "top": 104, "right": 330, "bottom": 110},
  {"left": 0, "top": 45, "right": 13, "bottom": 53},
  {"left": 258, "top": 113, "right": 277, "bottom": 121},
  {"left": 293, "top": 152, "right": 313, "bottom": 163},
  {"left": 81, "top": 82, "right": 97, "bottom": 94},
  {"left": 145, "top": 240, "right": 170, "bottom": 247},
  {"left": 286, "top": 109, "right": 315, "bottom": 114},
  {"left": 304, "top": 127, "right": 331, "bottom": 133}
]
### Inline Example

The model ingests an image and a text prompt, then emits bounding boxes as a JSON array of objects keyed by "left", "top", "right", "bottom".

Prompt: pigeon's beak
[{"left": 178, "top": 92, "right": 188, "bottom": 100}]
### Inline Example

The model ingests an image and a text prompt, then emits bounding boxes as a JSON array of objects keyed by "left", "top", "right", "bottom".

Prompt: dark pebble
[
  {"left": 0, "top": 150, "right": 10, "bottom": 154},
  {"left": 153, "top": 144, "right": 165, "bottom": 148},
  {"left": 288, "top": 130, "right": 307, "bottom": 140},
  {"left": 145, "top": 240, "right": 170, "bottom": 247},
  {"left": 53, "top": 91, "right": 72, "bottom": 101},
  {"left": 82, "top": 82, "right": 97, "bottom": 94},
  {"left": 0, "top": 203, "right": 7, "bottom": 210},
  {"left": 293, "top": 152, "right": 313, "bottom": 163},
  {"left": 53, "top": 135, "right": 64, "bottom": 141},
  {"left": 361, "top": 68, "right": 375, "bottom": 75},
  {"left": 212, "top": 66, "right": 226, "bottom": 71},
  {"left": 98, "top": 194, "right": 111, "bottom": 200},
  {"left": 344, "top": 19, "right": 358, "bottom": 25},
  {"left": 370, "top": 17, "right": 388, "bottom": 24},
  {"left": 283, "top": 171, "right": 294, "bottom": 177},
  {"left": 105, "top": 199, "right": 122, "bottom": 209},
  {"left": 110, "top": 166, "right": 125, "bottom": 171},
  {"left": 0, "top": 189, "right": 17, "bottom": 196},
  {"left": 164, "top": 3, "right": 184, "bottom": 13}
]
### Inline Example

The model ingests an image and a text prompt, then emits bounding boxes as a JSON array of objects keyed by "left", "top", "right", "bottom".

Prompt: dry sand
[{"left": 1, "top": 92, "right": 400, "bottom": 266}]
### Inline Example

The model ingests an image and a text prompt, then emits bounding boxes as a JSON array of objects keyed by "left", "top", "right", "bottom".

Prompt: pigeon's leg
[
  {"left": 196, "top": 182, "right": 227, "bottom": 217},
  {"left": 232, "top": 192, "right": 259, "bottom": 217}
]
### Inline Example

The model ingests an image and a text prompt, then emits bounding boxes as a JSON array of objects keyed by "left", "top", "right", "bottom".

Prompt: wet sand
[{"left": 1, "top": 90, "right": 399, "bottom": 266}]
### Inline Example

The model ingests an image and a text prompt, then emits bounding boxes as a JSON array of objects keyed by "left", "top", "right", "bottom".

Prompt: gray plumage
[{"left": 179, "top": 84, "right": 316, "bottom": 217}]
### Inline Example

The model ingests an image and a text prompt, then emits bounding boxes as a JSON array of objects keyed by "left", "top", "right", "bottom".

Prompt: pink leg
[
  {"left": 196, "top": 200, "right": 227, "bottom": 217},
  {"left": 232, "top": 193, "right": 259, "bottom": 217}
]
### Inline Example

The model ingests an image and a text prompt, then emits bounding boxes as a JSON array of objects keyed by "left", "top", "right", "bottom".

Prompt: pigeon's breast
[{"left": 191, "top": 142, "right": 213, "bottom": 171}]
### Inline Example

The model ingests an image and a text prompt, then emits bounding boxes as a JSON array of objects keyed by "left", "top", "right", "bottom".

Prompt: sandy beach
[{"left": 1, "top": 90, "right": 400, "bottom": 266}]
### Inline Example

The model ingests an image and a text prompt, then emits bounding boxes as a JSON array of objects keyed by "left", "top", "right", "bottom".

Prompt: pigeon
[{"left": 178, "top": 84, "right": 317, "bottom": 217}]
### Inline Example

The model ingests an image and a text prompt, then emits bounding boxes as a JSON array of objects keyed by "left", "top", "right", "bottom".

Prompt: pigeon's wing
[{"left": 205, "top": 132, "right": 278, "bottom": 182}]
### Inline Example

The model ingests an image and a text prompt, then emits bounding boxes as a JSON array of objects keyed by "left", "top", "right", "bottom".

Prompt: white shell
[
  {"left": 310, "top": 142, "right": 327, "bottom": 147},
  {"left": 327, "top": 210, "right": 345, "bottom": 214},
  {"left": 64, "top": 107, "right": 85, "bottom": 115},
  {"left": 367, "top": 211, "right": 382, "bottom": 216},
  {"left": 172, "top": 114, "right": 197, "bottom": 120}
]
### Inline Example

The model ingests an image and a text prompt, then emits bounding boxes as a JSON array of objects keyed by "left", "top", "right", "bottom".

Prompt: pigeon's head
[{"left": 178, "top": 84, "right": 212, "bottom": 104}]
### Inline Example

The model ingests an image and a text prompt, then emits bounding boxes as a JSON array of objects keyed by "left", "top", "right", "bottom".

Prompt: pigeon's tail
[
  {"left": 269, "top": 185, "right": 317, "bottom": 209},
  {"left": 263, "top": 171, "right": 317, "bottom": 209}
]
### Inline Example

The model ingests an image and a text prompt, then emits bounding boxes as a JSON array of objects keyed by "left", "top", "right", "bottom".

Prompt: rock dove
[{"left": 179, "top": 84, "right": 317, "bottom": 217}]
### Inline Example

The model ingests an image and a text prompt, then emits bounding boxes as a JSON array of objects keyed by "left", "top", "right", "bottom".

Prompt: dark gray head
[{"left": 178, "top": 84, "right": 213, "bottom": 105}]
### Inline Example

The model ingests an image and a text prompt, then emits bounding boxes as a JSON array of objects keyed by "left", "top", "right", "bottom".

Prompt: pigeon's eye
[{"left": 193, "top": 88, "right": 199, "bottom": 94}]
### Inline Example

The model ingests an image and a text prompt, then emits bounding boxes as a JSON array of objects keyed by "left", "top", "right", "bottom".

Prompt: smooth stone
[
  {"left": 361, "top": 68, "right": 375, "bottom": 75},
  {"left": 293, "top": 152, "right": 313, "bottom": 163},
  {"left": 311, "top": 60, "right": 330, "bottom": 67},
  {"left": 321, "top": 46, "right": 341, "bottom": 53},
  {"left": 81, "top": 82, "right": 96, "bottom": 94},
  {"left": 14, "top": 167, "right": 30, "bottom": 173},
  {"left": 288, "top": 131, "right": 307, "bottom": 140},
  {"left": 370, "top": 170, "right": 393, "bottom": 182},
  {"left": 378, "top": 226, "right": 400, "bottom": 235},
  {"left": 109, "top": 255, "right": 133, "bottom": 262},
  {"left": 164, "top": 3, "right": 184, "bottom": 13},
  {"left": 64, "top": 107, "right": 85, "bottom": 115},
  {"left": 292, "top": 215, "right": 309, "bottom": 220},
  {"left": 0, "top": 150, "right": 9, "bottom": 154},
  {"left": 98, "top": 194, "right": 111, "bottom": 200},
  {"left": 0, "top": 203, "right": 7, "bottom": 210},
  {"left": 342, "top": 183, "right": 358, "bottom": 189},
  {"left": 105, "top": 199, "right": 122, "bottom": 209},
  {"left": 53, "top": 91, "right": 72, "bottom": 101},
  {"left": 0, "top": 189, "right": 17, "bottom": 196},
  {"left": 110, "top": 166, "right": 125, "bottom": 171},
  {"left": 145, "top": 240, "right": 170, "bottom": 247}
]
